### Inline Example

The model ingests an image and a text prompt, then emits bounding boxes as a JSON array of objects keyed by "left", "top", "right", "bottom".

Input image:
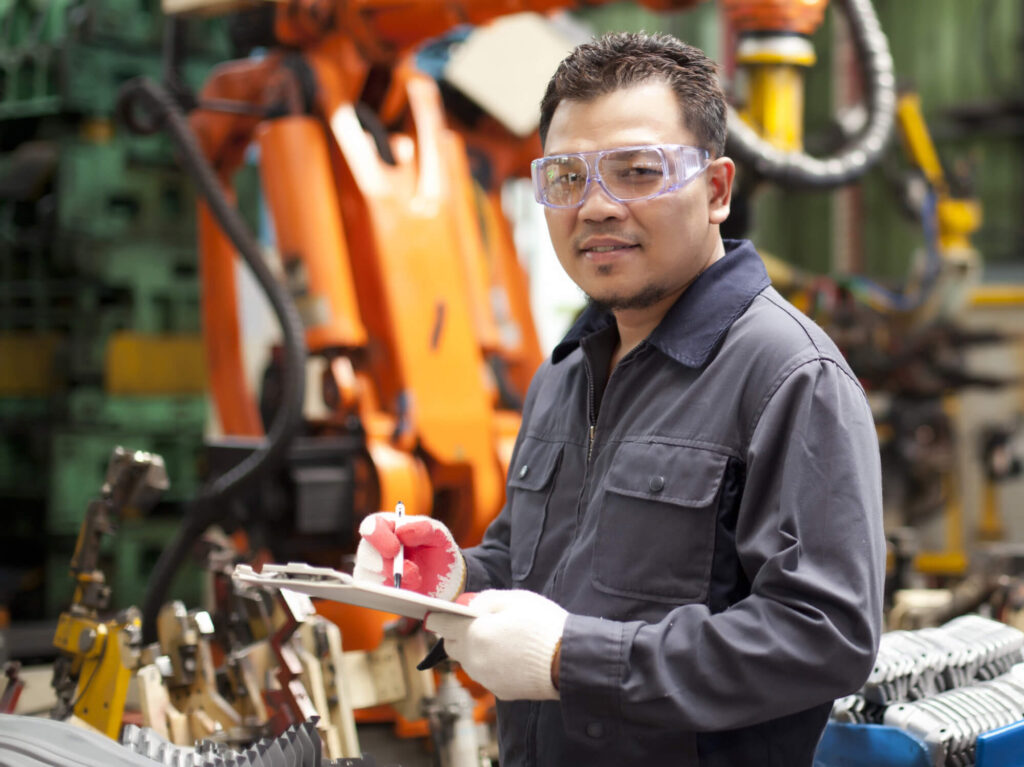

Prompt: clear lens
[
  {"left": 598, "top": 147, "right": 668, "bottom": 201},
  {"left": 540, "top": 155, "right": 588, "bottom": 207}
]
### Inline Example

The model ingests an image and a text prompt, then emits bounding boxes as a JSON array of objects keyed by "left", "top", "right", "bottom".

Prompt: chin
[{"left": 587, "top": 283, "right": 670, "bottom": 312}]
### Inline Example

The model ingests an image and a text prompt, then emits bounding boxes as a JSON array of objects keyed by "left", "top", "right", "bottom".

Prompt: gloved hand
[
  {"left": 353, "top": 511, "right": 466, "bottom": 601},
  {"left": 425, "top": 589, "right": 568, "bottom": 701}
]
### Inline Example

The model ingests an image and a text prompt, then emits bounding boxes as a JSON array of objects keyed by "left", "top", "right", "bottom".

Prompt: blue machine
[
  {"left": 977, "top": 721, "right": 1024, "bottom": 767},
  {"left": 814, "top": 720, "right": 1024, "bottom": 767}
]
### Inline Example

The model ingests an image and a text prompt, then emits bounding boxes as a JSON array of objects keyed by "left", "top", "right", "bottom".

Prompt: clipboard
[{"left": 232, "top": 562, "right": 480, "bottom": 621}]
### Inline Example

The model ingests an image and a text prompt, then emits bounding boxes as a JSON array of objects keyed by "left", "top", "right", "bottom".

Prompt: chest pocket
[
  {"left": 506, "top": 438, "right": 564, "bottom": 581},
  {"left": 594, "top": 441, "right": 729, "bottom": 604}
]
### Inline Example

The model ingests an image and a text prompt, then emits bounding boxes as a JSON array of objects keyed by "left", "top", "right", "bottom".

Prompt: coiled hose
[{"left": 726, "top": 0, "right": 897, "bottom": 188}]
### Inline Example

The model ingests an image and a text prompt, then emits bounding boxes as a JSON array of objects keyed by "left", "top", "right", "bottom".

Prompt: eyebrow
[
  {"left": 607, "top": 148, "right": 656, "bottom": 161},
  {"left": 544, "top": 143, "right": 666, "bottom": 158}
]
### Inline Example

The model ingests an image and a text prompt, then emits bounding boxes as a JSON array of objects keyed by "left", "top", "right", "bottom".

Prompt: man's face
[{"left": 542, "top": 80, "right": 733, "bottom": 315}]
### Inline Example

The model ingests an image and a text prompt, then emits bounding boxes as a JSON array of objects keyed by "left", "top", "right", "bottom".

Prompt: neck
[
  {"left": 610, "top": 291, "right": 679, "bottom": 365},
  {"left": 609, "top": 237, "right": 726, "bottom": 368}
]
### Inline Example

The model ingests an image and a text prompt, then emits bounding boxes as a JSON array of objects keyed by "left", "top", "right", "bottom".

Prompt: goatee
[{"left": 586, "top": 283, "right": 672, "bottom": 312}]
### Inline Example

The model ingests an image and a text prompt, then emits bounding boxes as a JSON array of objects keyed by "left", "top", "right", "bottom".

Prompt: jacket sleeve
[{"left": 558, "top": 357, "right": 886, "bottom": 734}]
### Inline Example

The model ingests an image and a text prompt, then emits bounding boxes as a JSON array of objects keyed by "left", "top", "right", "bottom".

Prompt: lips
[
  {"left": 579, "top": 240, "right": 640, "bottom": 264},
  {"left": 579, "top": 235, "right": 640, "bottom": 255},
  {"left": 585, "top": 244, "right": 637, "bottom": 253}
]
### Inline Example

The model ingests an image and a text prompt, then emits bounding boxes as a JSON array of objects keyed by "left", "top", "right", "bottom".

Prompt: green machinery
[{"left": 0, "top": 0, "right": 245, "bottom": 619}]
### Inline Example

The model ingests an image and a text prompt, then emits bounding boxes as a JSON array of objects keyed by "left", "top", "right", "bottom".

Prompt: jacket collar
[{"left": 551, "top": 239, "right": 770, "bottom": 368}]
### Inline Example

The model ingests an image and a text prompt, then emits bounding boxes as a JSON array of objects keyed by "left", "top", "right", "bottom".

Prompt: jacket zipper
[
  {"left": 552, "top": 344, "right": 638, "bottom": 595},
  {"left": 586, "top": 360, "right": 597, "bottom": 464},
  {"left": 551, "top": 356, "right": 597, "bottom": 600}
]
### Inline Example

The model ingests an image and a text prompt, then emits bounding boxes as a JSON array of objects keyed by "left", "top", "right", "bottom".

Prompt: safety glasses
[{"left": 531, "top": 144, "right": 711, "bottom": 209}]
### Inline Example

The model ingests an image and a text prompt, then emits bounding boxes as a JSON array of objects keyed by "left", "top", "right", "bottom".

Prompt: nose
[{"left": 578, "top": 177, "right": 628, "bottom": 222}]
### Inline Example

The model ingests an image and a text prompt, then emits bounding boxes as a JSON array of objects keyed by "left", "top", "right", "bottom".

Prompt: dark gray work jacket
[{"left": 463, "top": 239, "right": 886, "bottom": 767}]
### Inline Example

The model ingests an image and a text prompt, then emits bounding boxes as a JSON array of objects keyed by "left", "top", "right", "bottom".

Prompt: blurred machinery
[
  {"left": 819, "top": 615, "right": 1024, "bottom": 767},
  {"left": 767, "top": 83, "right": 1024, "bottom": 582},
  {"left": 3, "top": 0, "right": 1024, "bottom": 764},
  {"left": 40, "top": 446, "right": 438, "bottom": 762},
  {"left": 2, "top": 0, "right": 901, "bottom": 760},
  {"left": 0, "top": 0, "right": 236, "bottom": 620},
  {"left": 49, "top": 446, "right": 166, "bottom": 737}
]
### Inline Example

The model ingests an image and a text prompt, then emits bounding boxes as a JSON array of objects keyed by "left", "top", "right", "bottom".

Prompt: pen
[{"left": 393, "top": 501, "right": 405, "bottom": 589}]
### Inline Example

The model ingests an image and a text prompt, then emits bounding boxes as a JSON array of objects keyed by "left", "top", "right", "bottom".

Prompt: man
[{"left": 354, "top": 31, "right": 885, "bottom": 766}]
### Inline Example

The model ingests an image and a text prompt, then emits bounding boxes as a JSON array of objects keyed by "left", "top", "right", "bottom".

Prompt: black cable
[
  {"left": 354, "top": 102, "right": 397, "bottom": 165},
  {"left": 115, "top": 77, "right": 307, "bottom": 643},
  {"left": 161, "top": 18, "right": 196, "bottom": 113}
]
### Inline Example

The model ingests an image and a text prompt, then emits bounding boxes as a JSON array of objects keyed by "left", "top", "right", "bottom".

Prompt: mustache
[{"left": 572, "top": 227, "right": 641, "bottom": 250}]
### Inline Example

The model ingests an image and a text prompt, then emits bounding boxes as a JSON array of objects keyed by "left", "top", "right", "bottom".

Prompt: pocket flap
[
  {"left": 507, "top": 438, "right": 563, "bottom": 492},
  {"left": 604, "top": 441, "right": 729, "bottom": 507}
]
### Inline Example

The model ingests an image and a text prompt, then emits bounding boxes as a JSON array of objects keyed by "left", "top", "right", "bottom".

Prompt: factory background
[{"left": 0, "top": 0, "right": 1023, "bottom": 765}]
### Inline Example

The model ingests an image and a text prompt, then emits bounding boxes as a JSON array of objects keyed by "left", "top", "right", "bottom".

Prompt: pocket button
[
  {"left": 648, "top": 475, "right": 665, "bottom": 492},
  {"left": 518, "top": 464, "right": 529, "bottom": 479},
  {"left": 586, "top": 722, "right": 604, "bottom": 739}
]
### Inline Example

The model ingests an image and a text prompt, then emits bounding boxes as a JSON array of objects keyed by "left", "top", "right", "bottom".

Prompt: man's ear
[{"left": 707, "top": 157, "right": 735, "bottom": 225}]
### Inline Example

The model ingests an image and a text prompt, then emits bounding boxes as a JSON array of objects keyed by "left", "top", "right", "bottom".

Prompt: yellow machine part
[
  {"left": 105, "top": 332, "right": 207, "bottom": 394},
  {"left": 740, "top": 63, "right": 809, "bottom": 152},
  {"left": 737, "top": 52, "right": 815, "bottom": 151},
  {"left": 897, "top": 93, "right": 945, "bottom": 189},
  {"left": 914, "top": 551, "right": 969, "bottom": 578},
  {"left": 53, "top": 611, "right": 139, "bottom": 738},
  {"left": 969, "top": 285, "right": 1024, "bottom": 307},
  {"left": 936, "top": 199, "right": 983, "bottom": 252},
  {"left": 897, "top": 92, "right": 983, "bottom": 252}
]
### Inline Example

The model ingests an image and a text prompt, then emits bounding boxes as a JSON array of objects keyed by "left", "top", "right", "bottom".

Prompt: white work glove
[
  {"left": 353, "top": 511, "right": 466, "bottom": 601},
  {"left": 425, "top": 589, "right": 568, "bottom": 701}
]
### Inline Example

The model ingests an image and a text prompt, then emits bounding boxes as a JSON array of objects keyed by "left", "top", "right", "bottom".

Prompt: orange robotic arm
[{"left": 188, "top": 0, "right": 713, "bottom": 538}]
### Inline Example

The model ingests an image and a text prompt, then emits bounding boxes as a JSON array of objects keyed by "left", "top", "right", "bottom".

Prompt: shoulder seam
[
  {"left": 748, "top": 356, "right": 867, "bottom": 446},
  {"left": 755, "top": 289, "right": 866, "bottom": 389},
  {"left": 756, "top": 290, "right": 824, "bottom": 356}
]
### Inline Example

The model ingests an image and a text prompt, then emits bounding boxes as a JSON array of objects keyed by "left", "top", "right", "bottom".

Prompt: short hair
[{"left": 538, "top": 32, "right": 727, "bottom": 158}]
